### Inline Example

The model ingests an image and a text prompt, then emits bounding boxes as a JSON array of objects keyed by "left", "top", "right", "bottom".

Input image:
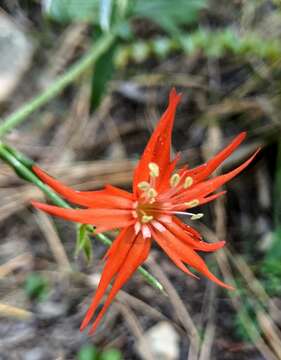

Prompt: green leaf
[
  {"left": 131, "top": 0, "right": 206, "bottom": 34},
  {"left": 76, "top": 224, "right": 93, "bottom": 262},
  {"left": 43, "top": 0, "right": 100, "bottom": 23},
  {"left": 100, "top": 349, "right": 122, "bottom": 360},
  {"left": 24, "top": 273, "right": 49, "bottom": 301},
  {"left": 264, "top": 140, "right": 281, "bottom": 261},
  {"left": 100, "top": 0, "right": 114, "bottom": 31},
  {"left": 78, "top": 344, "right": 99, "bottom": 360},
  {"left": 91, "top": 39, "right": 117, "bottom": 110}
]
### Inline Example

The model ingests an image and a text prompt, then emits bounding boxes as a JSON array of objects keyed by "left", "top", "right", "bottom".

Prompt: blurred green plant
[
  {"left": 76, "top": 224, "right": 93, "bottom": 262},
  {"left": 260, "top": 140, "right": 281, "bottom": 296},
  {"left": 115, "top": 29, "right": 281, "bottom": 67},
  {"left": 43, "top": 0, "right": 206, "bottom": 110},
  {"left": 43, "top": 0, "right": 205, "bottom": 32},
  {"left": 233, "top": 280, "right": 260, "bottom": 342},
  {"left": 77, "top": 344, "right": 122, "bottom": 360},
  {"left": 24, "top": 273, "right": 49, "bottom": 301},
  {"left": 100, "top": 349, "right": 122, "bottom": 360},
  {"left": 78, "top": 344, "right": 98, "bottom": 360}
]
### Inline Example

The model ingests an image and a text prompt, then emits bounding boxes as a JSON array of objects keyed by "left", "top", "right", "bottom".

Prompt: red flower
[{"left": 32, "top": 88, "right": 259, "bottom": 334}]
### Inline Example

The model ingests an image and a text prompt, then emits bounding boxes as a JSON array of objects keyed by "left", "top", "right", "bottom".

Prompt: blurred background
[{"left": 0, "top": 0, "right": 280, "bottom": 359}]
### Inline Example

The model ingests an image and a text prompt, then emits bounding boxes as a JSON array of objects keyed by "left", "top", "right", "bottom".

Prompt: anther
[
  {"left": 147, "top": 188, "right": 157, "bottom": 199},
  {"left": 137, "top": 181, "right": 151, "bottom": 191},
  {"left": 190, "top": 213, "right": 204, "bottom": 220},
  {"left": 148, "top": 162, "right": 159, "bottom": 177},
  {"left": 184, "top": 199, "right": 200, "bottom": 208},
  {"left": 141, "top": 215, "right": 154, "bottom": 223},
  {"left": 183, "top": 176, "right": 193, "bottom": 189},
  {"left": 170, "top": 173, "right": 180, "bottom": 187}
]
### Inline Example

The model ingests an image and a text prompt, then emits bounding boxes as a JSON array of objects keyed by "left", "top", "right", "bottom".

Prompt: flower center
[
  {"left": 136, "top": 202, "right": 157, "bottom": 223},
  {"left": 135, "top": 161, "right": 204, "bottom": 225}
]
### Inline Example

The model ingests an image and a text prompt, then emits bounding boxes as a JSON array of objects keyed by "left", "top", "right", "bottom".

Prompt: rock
[
  {"left": 138, "top": 321, "right": 180, "bottom": 360},
  {"left": 36, "top": 300, "right": 68, "bottom": 320},
  {"left": 0, "top": 12, "right": 33, "bottom": 102},
  {"left": 22, "top": 348, "right": 53, "bottom": 360}
]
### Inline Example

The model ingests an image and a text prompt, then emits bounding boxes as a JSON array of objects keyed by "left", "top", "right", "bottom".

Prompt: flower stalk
[{"left": 0, "top": 142, "right": 165, "bottom": 293}]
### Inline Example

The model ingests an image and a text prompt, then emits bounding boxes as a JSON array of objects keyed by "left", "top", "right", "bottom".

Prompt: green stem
[
  {"left": 0, "top": 32, "right": 115, "bottom": 138},
  {"left": 0, "top": 143, "right": 164, "bottom": 293},
  {"left": 0, "top": 143, "right": 70, "bottom": 208}
]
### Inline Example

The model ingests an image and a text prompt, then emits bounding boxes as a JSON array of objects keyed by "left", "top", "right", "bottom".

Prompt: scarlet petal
[
  {"left": 193, "top": 132, "right": 247, "bottom": 183},
  {"left": 151, "top": 228, "right": 198, "bottom": 279},
  {"left": 198, "top": 191, "right": 227, "bottom": 206},
  {"left": 104, "top": 184, "right": 133, "bottom": 200},
  {"left": 158, "top": 153, "right": 181, "bottom": 192},
  {"left": 175, "top": 148, "right": 260, "bottom": 203},
  {"left": 173, "top": 217, "right": 202, "bottom": 240},
  {"left": 152, "top": 228, "right": 233, "bottom": 289},
  {"left": 33, "top": 165, "right": 133, "bottom": 209},
  {"left": 133, "top": 88, "right": 182, "bottom": 194},
  {"left": 80, "top": 226, "right": 137, "bottom": 331},
  {"left": 31, "top": 201, "right": 134, "bottom": 231},
  {"left": 88, "top": 235, "right": 151, "bottom": 334},
  {"left": 166, "top": 220, "right": 225, "bottom": 252}
]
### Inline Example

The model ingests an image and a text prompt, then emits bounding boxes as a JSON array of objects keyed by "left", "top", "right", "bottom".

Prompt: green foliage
[
  {"left": 100, "top": 0, "right": 114, "bottom": 32},
  {"left": 115, "top": 29, "right": 281, "bottom": 67},
  {"left": 24, "top": 273, "right": 49, "bottom": 301},
  {"left": 76, "top": 224, "right": 93, "bottom": 262},
  {"left": 99, "top": 349, "right": 122, "bottom": 360},
  {"left": 77, "top": 345, "right": 122, "bottom": 360},
  {"left": 261, "top": 257, "right": 281, "bottom": 296},
  {"left": 131, "top": 0, "right": 206, "bottom": 35},
  {"left": 91, "top": 39, "right": 117, "bottom": 110},
  {"left": 43, "top": 0, "right": 100, "bottom": 23},
  {"left": 78, "top": 345, "right": 98, "bottom": 360},
  {"left": 232, "top": 280, "right": 262, "bottom": 343},
  {"left": 260, "top": 140, "right": 281, "bottom": 296},
  {"left": 43, "top": 0, "right": 205, "bottom": 32}
]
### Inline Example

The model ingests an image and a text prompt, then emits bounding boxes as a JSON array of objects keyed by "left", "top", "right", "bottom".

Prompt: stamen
[
  {"left": 141, "top": 214, "right": 154, "bottom": 223},
  {"left": 184, "top": 199, "right": 200, "bottom": 208},
  {"left": 183, "top": 176, "right": 193, "bottom": 189},
  {"left": 151, "top": 208, "right": 204, "bottom": 221},
  {"left": 191, "top": 213, "right": 204, "bottom": 220},
  {"left": 138, "top": 181, "right": 151, "bottom": 191},
  {"left": 147, "top": 188, "right": 158, "bottom": 199},
  {"left": 170, "top": 173, "right": 180, "bottom": 187},
  {"left": 148, "top": 162, "right": 159, "bottom": 177}
]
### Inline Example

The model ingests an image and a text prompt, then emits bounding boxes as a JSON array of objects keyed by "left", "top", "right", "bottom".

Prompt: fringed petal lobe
[
  {"left": 32, "top": 201, "right": 134, "bottom": 232},
  {"left": 173, "top": 149, "right": 260, "bottom": 204},
  {"left": 133, "top": 88, "right": 181, "bottom": 194},
  {"left": 193, "top": 132, "right": 247, "bottom": 183},
  {"left": 88, "top": 234, "right": 151, "bottom": 334},
  {"left": 152, "top": 227, "right": 233, "bottom": 289},
  {"left": 80, "top": 226, "right": 136, "bottom": 331},
  {"left": 33, "top": 166, "right": 133, "bottom": 209}
]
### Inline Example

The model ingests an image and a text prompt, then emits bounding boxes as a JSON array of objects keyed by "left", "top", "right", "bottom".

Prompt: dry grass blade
[
  {"left": 257, "top": 307, "right": 281, "bottom": 360},
  {"left": 117, "top": 302, "right": 155, "bottom": 360},
  {"left": 229, "top": 252, "right": 281, "bottom": 320},
  {"left": 198, "top": 126, "right": 222, "bottom": 360},
  {"left": 0, "top": 303, "right": 33, "bottom": 320},
  {"left": 0, "top": 253, "right": 32, "bottom": 279},
  {"left": 34, "top": 211, "right": 71, "bottom": 271},
  {"left": 0, "top": 159, "right": 134, "bottom": 222},
  {"left": 147, "top": 254, "right": 200, "bottom": 359},
  {"left": 200, "top": 225, "right": 279, "bottom": 360}
]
